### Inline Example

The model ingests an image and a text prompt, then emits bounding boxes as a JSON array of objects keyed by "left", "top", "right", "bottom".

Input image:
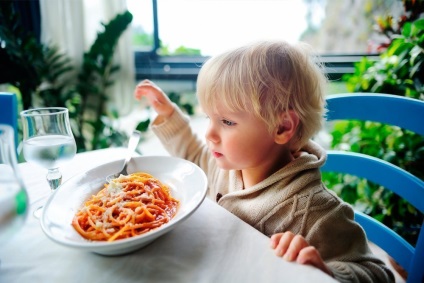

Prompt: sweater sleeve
[
  {"left": 307, "top": 202, "right": 395, "bottom": 283},
  {"left": 150, "top": 107, "right": 222, "bottom": 196}
]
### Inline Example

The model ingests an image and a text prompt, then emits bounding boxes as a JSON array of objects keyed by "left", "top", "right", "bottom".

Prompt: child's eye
[{"left": 221, "top": 119, "right": 236, "bottom": 126}]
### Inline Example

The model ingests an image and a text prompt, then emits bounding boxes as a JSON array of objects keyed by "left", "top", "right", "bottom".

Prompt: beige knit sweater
[{"left": 152, "top": 108, "right": 394, "bottom": 283}]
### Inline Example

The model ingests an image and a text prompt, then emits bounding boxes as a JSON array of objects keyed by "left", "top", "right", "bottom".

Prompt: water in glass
[{"left": 20, "top": 107, "right": 76, "bottom": 218}]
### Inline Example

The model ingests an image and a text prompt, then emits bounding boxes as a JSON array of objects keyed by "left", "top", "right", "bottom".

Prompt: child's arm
[
  {"left": 134, "top": 79, "right": 175, "bottom": 124},
  {"left": 270, "top": 231, "right": 333, "bottom": 277},
  {"left": 133, "top": 79, "right": 214, "bottom": 175}
]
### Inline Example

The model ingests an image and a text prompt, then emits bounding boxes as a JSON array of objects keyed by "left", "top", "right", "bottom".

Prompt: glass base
[
  {"left": 31, "top": 196, "right": 48, "bottom": 219},
  {"left": 33, "top": 206, "right": 43, "bottom": 219}
]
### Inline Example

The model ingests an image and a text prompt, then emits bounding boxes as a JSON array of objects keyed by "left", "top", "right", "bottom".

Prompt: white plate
[{"left": 40, "top": 156, "right": 208, "bottom": 256}]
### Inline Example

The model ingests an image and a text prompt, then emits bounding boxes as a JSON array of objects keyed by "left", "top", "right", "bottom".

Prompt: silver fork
[{"left": 106, "top": 130, "right": 141, "bottom": 182}]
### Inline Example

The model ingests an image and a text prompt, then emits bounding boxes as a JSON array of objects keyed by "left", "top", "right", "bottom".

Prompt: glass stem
[{"left": 46, "top": 168, "right": 62, "bottom": 190}]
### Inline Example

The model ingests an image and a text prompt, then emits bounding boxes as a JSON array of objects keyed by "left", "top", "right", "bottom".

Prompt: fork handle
[{"left": 122, "top": 130, "right": 142, "bottom": 171}]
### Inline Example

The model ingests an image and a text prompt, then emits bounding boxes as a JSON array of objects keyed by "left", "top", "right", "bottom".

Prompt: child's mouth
[{"left": 213, "top": 151, "right": 223, "bottom": 158}]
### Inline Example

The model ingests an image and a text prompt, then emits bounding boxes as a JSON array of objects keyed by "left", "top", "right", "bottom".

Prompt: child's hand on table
[{"left": 270, "top": 231, "right": 333, "bottom": 277}]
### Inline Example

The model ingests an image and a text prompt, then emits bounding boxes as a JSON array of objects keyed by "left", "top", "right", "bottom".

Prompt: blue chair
[
  {"left": 322, "top": 93, "right": 424, "bottom": 283},
  {"left": 0, "top": 92, "right": 18, "bottom": 147}
]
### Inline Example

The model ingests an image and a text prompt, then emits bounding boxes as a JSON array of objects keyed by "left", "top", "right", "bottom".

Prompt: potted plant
[{"left": 0, "top": 2, "right": 135, "bottom": 152}]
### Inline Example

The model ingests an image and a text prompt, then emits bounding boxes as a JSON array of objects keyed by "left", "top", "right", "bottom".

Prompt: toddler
[{"left": 134, "top": 40, "right": 394, "bottom": 283}]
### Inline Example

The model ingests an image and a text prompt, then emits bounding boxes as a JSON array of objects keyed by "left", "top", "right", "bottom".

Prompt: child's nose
[{"left": 205, "top": 124, "right": 219, "bottom": 143}]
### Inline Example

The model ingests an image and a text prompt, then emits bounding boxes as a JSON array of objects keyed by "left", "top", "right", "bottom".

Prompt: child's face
[{"left": 203, "top": 103, "right": 279, "bottom": 171}]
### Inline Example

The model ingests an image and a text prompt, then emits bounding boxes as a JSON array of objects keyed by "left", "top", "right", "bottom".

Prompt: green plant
[
  {"left": 0, "top": 2, "right": 135, "bottom": 153},
  {"left": 37, "top": 45, "right": 75, "bottom": 108},
  {"left": 323, "top": 1, "right": 424, "bottom": 245},
  {"left": 0, "top": 1, "right": 47, "bottom": 110},
  {"left": 72, "top": 11, "right": 133, "bottom": 151}
]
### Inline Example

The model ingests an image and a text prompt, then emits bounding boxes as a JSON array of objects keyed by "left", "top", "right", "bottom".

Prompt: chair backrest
[
  {"left": 0, "top": 92, "right": 18, "bottom": 147},
  {"left": 322, "top": 93, "right": 424, "bottom": 283}
]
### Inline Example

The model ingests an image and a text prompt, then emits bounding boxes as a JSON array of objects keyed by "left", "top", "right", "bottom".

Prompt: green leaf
[
  {"left": 413, "top": 18, "right": 424, "bottom": 31},
  {"left": 402, "top": 22, "right": 412, "bottom": 37},
  {"left": 136, "top": 119, "right": 150, "bottom": 132}
]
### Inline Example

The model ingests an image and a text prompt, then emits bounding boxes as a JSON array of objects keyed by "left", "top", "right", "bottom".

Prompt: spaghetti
[{"left": 72, "top": 172, "right": 179, "bottom": 242}]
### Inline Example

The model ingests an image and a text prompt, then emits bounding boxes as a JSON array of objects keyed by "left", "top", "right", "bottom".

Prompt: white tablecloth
[{"left": 0, "top": 148, "right": 336, "bottom": 283}]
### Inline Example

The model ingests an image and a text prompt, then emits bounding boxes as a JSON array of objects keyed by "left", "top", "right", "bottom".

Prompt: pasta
[{"left": 72, "top": 172, "right": 179, "bottom": 242}]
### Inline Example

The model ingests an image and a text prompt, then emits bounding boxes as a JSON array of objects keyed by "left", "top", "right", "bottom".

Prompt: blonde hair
[{"left": 196, "top": 40, "right": 327, "bottom": 151}]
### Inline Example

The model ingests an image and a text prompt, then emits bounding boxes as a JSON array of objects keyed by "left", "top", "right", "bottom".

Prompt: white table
[{"left": 0, "top": 148, "right": 336, "bottom": 283}]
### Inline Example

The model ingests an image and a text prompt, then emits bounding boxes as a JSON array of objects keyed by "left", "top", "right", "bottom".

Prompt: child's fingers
[
  {"left": 135, "top": 81, "right": 169, "bottom": 102},
  {"left": 297, "top": 246, "right": 320, "bottom": 265},
  {"left": 137, "top": 79, "right": 164, "bottom": 96},
  {"left": 134, "top": 82, "right": 163, "bottom": 105},
  {"left": 270, "top": 233, "right": 282, "bottom": 249},
  {"left": 283, "top": 234, "right": 308, "bottom": 261},
  {"left": 134, "top": 83, "right": 157, "bottom": 100},
  {"left": 273, "top": 231, "right": 295, "bottom": 257},
  {"left": 297, "top": 247, "right": 333, "bottom": 277},
  {"left": 134, "top": 88, "right": 143, "bottom": 100},
  {"left": 134, "top": 80, "right": 175, "bottom": 118}
]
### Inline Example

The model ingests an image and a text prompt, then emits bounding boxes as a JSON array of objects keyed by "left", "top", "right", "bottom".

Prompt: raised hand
[
  {"left": 270, "top": 231, "right": 333, "bottom": 277},
  {"left": 134, "top": 79, "right": 175, "bottom": 120}
]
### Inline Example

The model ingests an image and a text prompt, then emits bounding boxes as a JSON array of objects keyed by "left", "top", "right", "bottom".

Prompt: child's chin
[{"left": 216, "top": 161, "right": 236, "bottom": 171}]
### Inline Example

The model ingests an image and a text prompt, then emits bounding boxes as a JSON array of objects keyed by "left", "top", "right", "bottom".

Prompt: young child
[{"left": 134, "top": 40, "right": 394, "bottom": 283}]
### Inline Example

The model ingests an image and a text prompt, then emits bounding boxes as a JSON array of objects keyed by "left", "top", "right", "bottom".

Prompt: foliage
[
  {"left": 168, "top": 92, "right": 195, "bottom": 115},
  {"left": 0, "top": 2, "right": 76, "bottom": 110},
  {"left": 131, "top": 27, "right": 201, "bottom": 56},
  {"left": 37, "top": 45, "right": 75, "bottom": 108},
  {"left": 324, "top": 1, "right": 424, "bottom": 245},
  {"left": 158, "top": 43, "right": 201, "bottom": 56},
  {"left": 344, "top": 19, "right": 424, "bottom": 97},
  {"left": 0, "top": 2, "right": 135, "bottom": 153},
  {"left": 0, "top": 1, "right": 45, "bottom": 110},
  {"left": 131, "top": 26, "right": 154, "bottom": 49},
  {"left": 72, "top": 11, "right": 133, "bottom": 152}
]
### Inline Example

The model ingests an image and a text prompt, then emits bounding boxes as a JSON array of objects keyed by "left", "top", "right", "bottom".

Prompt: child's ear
[{"left": 274, "top": 110, "right": 299, "bottom": 144}]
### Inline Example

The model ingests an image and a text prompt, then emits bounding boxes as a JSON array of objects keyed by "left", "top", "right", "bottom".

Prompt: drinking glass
[
  {"left": 20, "top": 107, "right": 76, "bottom": 218},
  {"left": 0, "top": 124, "right": 28, "bottom": 243}
]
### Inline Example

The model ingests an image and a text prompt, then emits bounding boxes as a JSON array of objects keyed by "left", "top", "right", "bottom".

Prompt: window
[{"left": 127, "top": 0, "right": 401, "bottom": 91}]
